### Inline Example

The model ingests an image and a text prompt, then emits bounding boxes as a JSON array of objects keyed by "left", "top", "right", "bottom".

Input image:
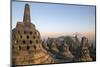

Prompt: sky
[{"left": 12, "top": 1, "right": 96, "bottom": 39}]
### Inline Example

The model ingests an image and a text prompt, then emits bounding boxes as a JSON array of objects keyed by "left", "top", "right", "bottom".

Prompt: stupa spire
[{"left": 23, "top": 4, "right": 31, "bottom": 23}]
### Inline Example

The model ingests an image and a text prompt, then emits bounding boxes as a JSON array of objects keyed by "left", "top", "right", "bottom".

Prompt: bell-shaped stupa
[{"left": 12, "top": 4, "right": 55, "bottom": 66}]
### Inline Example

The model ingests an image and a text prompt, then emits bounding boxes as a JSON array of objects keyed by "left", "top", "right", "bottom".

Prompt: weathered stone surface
[
  {"left": 60, "top": 42, "right": 74, "bottom": 58},
  {"left": 12, "top": 4, "right": 55, "bottom": 66},
  {"left": 80, "top": 37, "right": 92, "bottom": 61}
]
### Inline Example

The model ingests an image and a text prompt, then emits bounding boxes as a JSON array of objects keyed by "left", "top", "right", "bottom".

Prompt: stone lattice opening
[
  {"left": 27, "top": 35, "right": 29, "bottom": 39},
  {"left": 30, "top": 40, "right": 32, "bottom": 44},
  {"left": 19, "top": 46, "right": 21, "bottom": 50},
  {"left": 23, "top": 40, "right": 26, "bottom": 44},
  {"left": 33, "top": 36, "right": 35, "bottom": 39},
  {"left": 27, "top": 45, "right": 30, "bottom": 50},
  {"left": 36, "top": 40, "right": 39, "bottom": 44},
  {"left": 24, "top": 30, "right": 27, "bottom": 34},
  {"left": 30, "top": 31, "right": 32, "bottom": 34},
  {"left": 20, "top": 35, "right": 22, "bottom": 39},
  {"left": 33, "top": 45, "right": 36, "bottom": 49}
]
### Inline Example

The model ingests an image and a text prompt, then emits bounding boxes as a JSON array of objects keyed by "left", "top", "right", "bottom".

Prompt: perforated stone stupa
[
  {"left": 80, "top": 37, "right": 92, "bottom": 61},
  {"left": 12, "top": 4, "right": 55, "bottom": 66}
]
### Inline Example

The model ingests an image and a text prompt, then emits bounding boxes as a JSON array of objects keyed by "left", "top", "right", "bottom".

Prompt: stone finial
[{"left": 23, "top": 4, "right": 31, "bottom": 23}]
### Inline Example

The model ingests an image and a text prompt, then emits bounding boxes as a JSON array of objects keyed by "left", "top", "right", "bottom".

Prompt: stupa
[
  {"left": 59, "top": 42, "right": 74, "bottom": 59},
  {"left": 80, "top": 37, "right": 92, "bottom": 61},
  {"left": 12, "top": 4, "right": 55, "bottom": 66}
]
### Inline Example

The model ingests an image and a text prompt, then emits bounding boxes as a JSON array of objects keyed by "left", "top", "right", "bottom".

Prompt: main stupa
[{"left": 12, "top": 4, "right": 55, "bottom": 66}]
